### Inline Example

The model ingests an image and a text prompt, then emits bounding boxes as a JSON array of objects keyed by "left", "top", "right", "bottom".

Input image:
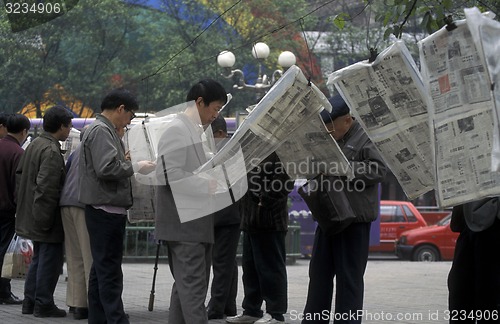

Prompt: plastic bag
[{"left": 1, "top": 235, "right": 33, "bottom": 279}]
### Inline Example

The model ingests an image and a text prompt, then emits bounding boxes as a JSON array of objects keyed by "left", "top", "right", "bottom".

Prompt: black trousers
[
  {"left": 302, "top": 222, "right": 371, "bottom": 324},
  {"left": 241, "top": 231, "right": 287, "bottom": 322},
  {"left": 0, "top": 216, "right": 15, "bottom": 298},
  {"left": 448, "top": 218, "right": 500, "bottom": 323},
  {"left": 24, "top": 241, "right": 64, "bottom": 306},
  {"left": 208, "top": 223, "right": 240, "bottom": 316},
  {"left": 85, "top": 206, "right": 129, "bottom": 324}
]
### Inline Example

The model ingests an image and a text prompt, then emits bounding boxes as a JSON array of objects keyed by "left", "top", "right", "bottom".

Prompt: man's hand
[{"left": 137, "top": 160, "right": 156, "bottom": 175}]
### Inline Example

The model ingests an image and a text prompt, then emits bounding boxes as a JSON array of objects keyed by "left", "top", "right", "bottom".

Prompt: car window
[
  {"left": 380, "top": 205, "right": 406, "bottom": 222},
  {"left": 403, "top": 205, "right": 418, "bottom": 222},
  {"left": 437, "top": 213, "right": 452, "bottom": 226}
]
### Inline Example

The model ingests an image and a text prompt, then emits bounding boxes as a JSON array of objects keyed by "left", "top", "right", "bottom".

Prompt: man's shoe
[
  {"left": 0, "top": 293, "right": 22, "bottom": 305},
  {"left": 226, "top": 314, "right": 262, "bottom": 323},
  {"left": 255, "top": 313, "right": 285, "bottom": 323},
  {"left": 73, "top": 307, "right": 88, "bottom": 320},
  {"left": 33, "top": 303, "right": 67, "bottom": 318},
  {"left": 21, "top": 299, "right": 34, "bottom": 314}
]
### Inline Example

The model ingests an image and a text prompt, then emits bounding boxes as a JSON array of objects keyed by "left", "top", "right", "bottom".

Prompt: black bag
[{"left": 298, "top": 174, "right": 356, "bottom": 235}]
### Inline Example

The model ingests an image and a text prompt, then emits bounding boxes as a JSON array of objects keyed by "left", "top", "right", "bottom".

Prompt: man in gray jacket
[
  {"left": 155, "top": 79, "right": 227, "bottom": 323},
  {"left": 302, "top": 94, "right": 387, "bottom": 324},
  {"left": 16, "top": 106, "right": 73, "bottom": 318},
  {"left": 79, "top": 88, "right": 154, "bottom": 324}
]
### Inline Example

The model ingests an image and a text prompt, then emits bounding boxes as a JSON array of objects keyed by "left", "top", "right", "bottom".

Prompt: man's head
[
  {"left": 6, "top": 113, "right": 31, "bottom": 144},
  {"left": 100, "top": 88, "right": 139, "bottom": 130},
  {"left": 43, "top": 105, "right": 74, "bottom": 141},
  {"left": 320, "top": 94, "right": 352, "bottom": 141},
  {"left": 0, "top": 112, "right": 8, "bottom": 139},
  {"left": 187, "top": 79, "right": 227, "bottom": 126},
  {"left": 211, "top": 115, "right": 227, "bottom": 139}
]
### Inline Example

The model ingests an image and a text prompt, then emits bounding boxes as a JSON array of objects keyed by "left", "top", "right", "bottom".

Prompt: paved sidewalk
[{"left": 0, "top": 259, "right": 452, "bottom": 323}]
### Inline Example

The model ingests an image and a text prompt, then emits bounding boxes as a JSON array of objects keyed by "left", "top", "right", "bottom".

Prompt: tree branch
[{"left": 397, "top": 0, "right": 418, "bottom": 38}]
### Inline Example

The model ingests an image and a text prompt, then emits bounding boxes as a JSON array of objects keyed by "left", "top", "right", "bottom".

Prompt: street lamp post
[{"left": 217, "top": 42, "right": 296, "bottom": 95}]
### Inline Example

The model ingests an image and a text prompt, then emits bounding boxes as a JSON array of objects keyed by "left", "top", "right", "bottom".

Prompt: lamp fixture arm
[{"left": 220, "top": 68, "right": 272, "bottom": 91}]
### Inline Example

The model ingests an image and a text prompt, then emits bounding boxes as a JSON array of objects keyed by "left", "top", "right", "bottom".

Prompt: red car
[
  {"left": 395, "top": 213, "right": 459, "bottom": 261},
  {"left": 369, "top": 200, "right": 428, "bottom": 253}
]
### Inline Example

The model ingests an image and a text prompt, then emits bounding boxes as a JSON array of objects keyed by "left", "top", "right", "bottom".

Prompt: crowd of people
[{"left": 0, "top": 79, "right": 498, "bottom": 324}]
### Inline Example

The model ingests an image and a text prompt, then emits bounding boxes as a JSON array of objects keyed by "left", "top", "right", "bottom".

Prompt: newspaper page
[
  {"left": 464, "top": 7, "right": 500, "bottom": 172},
  {"left": 327, "top": 41, "right": 434, "bottom": 200},
  {"left": 124, "top": 118, "right": 163, "bottom": 223},
  {"left": 198, "top": 65, "right": 351, "bottom": 180},
  {"left": 419, "top": 18, "right": 500, "bottom": 207},
  {"left": 275, "top": 114, "right": 351, "bottom": 180}
]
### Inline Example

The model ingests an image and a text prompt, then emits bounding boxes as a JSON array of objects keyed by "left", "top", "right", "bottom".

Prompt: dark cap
[
  {"left": 211, "top": 114, "right": 227, "bottom": 134},
  {"left": 320, "top": 94, "right": 350, "bottom": 123}
]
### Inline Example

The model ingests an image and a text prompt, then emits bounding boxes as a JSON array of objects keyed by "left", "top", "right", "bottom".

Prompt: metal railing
[{"left": 123, "top": 222, "right": 302, "bottom": 263}]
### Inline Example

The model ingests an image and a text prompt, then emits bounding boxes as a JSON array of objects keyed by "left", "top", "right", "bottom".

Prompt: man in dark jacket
[
  {"left": 16, "top": 106, "right": 73, "bottom": 318},
  {"left": 207, "top": 115, "right": 241, "bottom": 320},
  {"left": 0, "top": 113, "right": 30, "bottom": 305},
  {"left": 448, "top": 197, "right": 500, "bottom": 323},
  {"left": 302, "top": 94, "right": 387, "bottom": 324},
  {"left": 227, "top": 152, "right": 293, "bottom": 324}
]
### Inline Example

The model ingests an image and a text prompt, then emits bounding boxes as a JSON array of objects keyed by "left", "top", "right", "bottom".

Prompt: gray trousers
[{"left": 167, "top": 241, "right": 212, "bottom": 324}]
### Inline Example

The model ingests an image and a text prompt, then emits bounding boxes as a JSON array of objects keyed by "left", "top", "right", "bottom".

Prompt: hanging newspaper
[
  {"left": 327, "top": 41, "right": 434, "bottom": 200},
  {"left": 124, "top": 107, "right": 186, "bottom": 223},
  {"left": 419, "top": 17, "right": 500, "bottom": 207},
  {"left": 124, "top": 114, "right": 172, "bottom": 223},
  {"left": 464, "top": 7, "right": 500, "bottom": 172},
  {"left": 275, "top": 114, "right": 351, "bottom": 180},
  {"left": 199, "top": 65, "right": 352, "bottom": 180}
]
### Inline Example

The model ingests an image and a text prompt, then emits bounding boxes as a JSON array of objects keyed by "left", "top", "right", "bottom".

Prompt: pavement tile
[{"left": 0, "top": 258, "right": 451, "bottom": 323}]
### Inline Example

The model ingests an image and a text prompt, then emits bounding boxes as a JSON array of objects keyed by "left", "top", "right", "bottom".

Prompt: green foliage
[
  {"left": 369, "top": 0, "right": 499, "bottom": 40},
  {"left": 0, "top": 0, "right": 314, "bottom": 116},
  {"left": 332, "top": 13, "right": 347, "bottom": 30}
]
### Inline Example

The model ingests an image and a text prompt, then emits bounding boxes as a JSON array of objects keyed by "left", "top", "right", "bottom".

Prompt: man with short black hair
[
  {"left": 16, "top": 106, "right": 74, "bottom": 318},
  {"left": 79, "top": 88, "right": 154, "bottom": 323},
  {"left": 0, "top": 113, "right": 30, "bottom": 306}
]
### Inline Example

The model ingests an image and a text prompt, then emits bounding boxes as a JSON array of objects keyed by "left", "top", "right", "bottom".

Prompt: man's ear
[{"left": 195, "top": 97, "right": 204, "bottom": 107}]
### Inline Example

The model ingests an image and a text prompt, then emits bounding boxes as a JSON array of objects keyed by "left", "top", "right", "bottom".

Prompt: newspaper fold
[{"left": 328, "top": 41, "right": 435, "bottom": 200}]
